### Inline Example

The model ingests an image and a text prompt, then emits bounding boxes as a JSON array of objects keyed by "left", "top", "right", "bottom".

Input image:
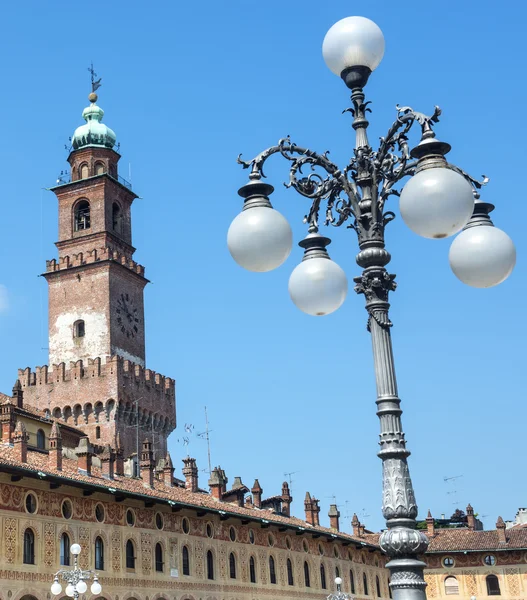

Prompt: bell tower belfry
[{"left": 18, "top": 85, "right": 176, "bottom": 459}]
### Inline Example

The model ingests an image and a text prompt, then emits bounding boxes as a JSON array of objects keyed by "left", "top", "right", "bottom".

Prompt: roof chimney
[
  {"left": 1, "top": 403, "right": 15, "bottom": 443},
  {"left": 281, "top": 481, "right": 292, "bottom": 517},
  {"left": 114, "top": 433, "right": 124, "bottom": 476},
  {"left": 162, "top": 452, "right": 174, "bottom": 487},
  {"left": 140, "top": 438, "right": 155, "bottom": 488},
  {"left": 329, "top": 504, "right": 340, "bottom": 531},
  {"left": 182, "top": 456, "right": 198, "bottom": 492},
  {"left": 305, "top": 492, "right": 320, "bottom": 526},
  {"left": 100, "top": 444, "right": 115, "bottom": 480},
  {"left": 352, "top": 513, "right": 361, "bottom": 537},
  {"left": 426, "top": 509, "right": 435, "bottom": 537},
  {"left": 12, "top": 380, "right": 23, "bottom": 409},
  {"left": 251, "top": 479, "right": 263, "bottom": 508},
  {"left": 208, "top": 466, "right": 227, "bottom": 500},
  {"left": 49, "top": 421, "right": 62, "bottom": 471},
  {"left": 13, "top": 420, "right": 28, "bottom": 463},
  {"left": 496, "top": 516, "right": 507, "bottom": 544},
  {"left": 76, "top": 436, "right": 93, "bottom": 476},
  {"left": 466, "top": 503, "right": 475, "bottom": 530}
]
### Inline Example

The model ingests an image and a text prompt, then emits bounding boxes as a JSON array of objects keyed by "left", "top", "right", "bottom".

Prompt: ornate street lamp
[
  {"left": 50, "top": 544, "right": 102, "bottom": 599},
  {"left": 228, "top": 15, "right": 515, "bottom": 600},
  {"left": 328, "top": 577, "right": 353, "bottom": 600}
]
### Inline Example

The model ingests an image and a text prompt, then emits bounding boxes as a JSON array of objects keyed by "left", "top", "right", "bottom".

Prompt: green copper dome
[{"left": 72, "top": 93, "right": 117, "bottom": 150}]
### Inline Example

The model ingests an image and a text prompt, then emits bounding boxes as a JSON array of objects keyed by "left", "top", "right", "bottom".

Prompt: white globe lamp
[
  {"left": 323, "top": 17, "right": 385, "bottom": 76},
  {"left": 228, "top": 179, "right": 292, "bottom": 272},
  {"left": 399, "top": 167, "right": 474, "bottom": 239},
  {"left": 65, "top": 584, "right": 75, "bottom": 598},
  {"left": 70, "top": 543, "right": 82, "bottom": 555},
  {"left": 449, "top": 202, "right": 516, "bottom": 288},
  {"left": 51, "top": 579, "right": 62, "bottom": 596},
  {"left": 288, "top": 233, "right": 348, "bottom": 316},
  {"left": 91, "top": 579, "right": 102, "bottom": 595},
  {"left": 228, "top": 206, "right": 292, "bottom": 272}
]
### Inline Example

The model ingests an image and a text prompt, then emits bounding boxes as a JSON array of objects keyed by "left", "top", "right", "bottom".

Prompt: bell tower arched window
[
  {"left": 80, "top": 164, "right": 89, "bottom": 179},
  {"left": 74, "top": 200, "right": 90, "bottom": 231},
  {"left": 95, "top": 162, "right": 105, "bottom": 175}
]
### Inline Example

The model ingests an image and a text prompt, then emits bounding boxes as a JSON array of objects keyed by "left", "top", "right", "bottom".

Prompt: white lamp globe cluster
[
  {"left": 228, "top": 15, "right": 515, "bottom": 315},
  {"left": 50, "top": 545, "right": 103, "bottom": 597}
]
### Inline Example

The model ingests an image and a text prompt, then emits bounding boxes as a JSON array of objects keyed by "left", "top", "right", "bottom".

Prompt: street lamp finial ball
[
  {"left": 70, "top": 543, "right": 82, "bottom": 555},
  {"left": 323, "top": 16, "right": 385, "bottom": 77}
]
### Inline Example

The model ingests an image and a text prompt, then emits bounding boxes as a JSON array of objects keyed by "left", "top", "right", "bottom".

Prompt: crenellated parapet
[
  {"left": 18, "top": 355, "right": 176, "bottom": 458},
  {"left": 18, "top": 355, "right": 175, "bottom": 396},
  {"left": 45, "top": 246, "right": 145, "bottom": 277}
]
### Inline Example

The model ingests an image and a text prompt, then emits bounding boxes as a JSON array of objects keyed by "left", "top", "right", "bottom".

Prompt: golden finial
[{"left": 88, "top": 92, "right": 98, "bottom": 103}]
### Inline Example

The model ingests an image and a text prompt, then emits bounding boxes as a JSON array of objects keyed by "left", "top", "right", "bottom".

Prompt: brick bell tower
[{"left": 18, "top": 87, "right": 176, "bottom": 460}]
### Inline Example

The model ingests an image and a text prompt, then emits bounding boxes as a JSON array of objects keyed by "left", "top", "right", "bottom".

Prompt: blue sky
[{"left": 0, "top": 0, "right": 524, "bottom": 532}]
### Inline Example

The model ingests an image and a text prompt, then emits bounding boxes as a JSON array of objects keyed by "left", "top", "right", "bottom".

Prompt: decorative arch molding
[
  {"left": 13, "top": 590, "right": 41, "bottom": 600},
  {"left": 20, "top": 521, "right": 40, "bottom": 541},
  {"left": 92, "top": 527, "right": 110, "bottom": 546},
  {"left": 122, "top": 593, "right": 143, "bottom": 600}
]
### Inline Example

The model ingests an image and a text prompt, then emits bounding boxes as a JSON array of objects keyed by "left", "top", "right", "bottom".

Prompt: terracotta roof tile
[
  {"left": 427, "top": 527, "right": 527, "bottom": 552},
  {"left": 0, "top": 444, "right": 377, "bottom": 548}
]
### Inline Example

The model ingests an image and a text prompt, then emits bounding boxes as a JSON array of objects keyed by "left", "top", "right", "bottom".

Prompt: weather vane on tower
[{"left": 88, "top": 62, "right": 102, "bottom": 94}]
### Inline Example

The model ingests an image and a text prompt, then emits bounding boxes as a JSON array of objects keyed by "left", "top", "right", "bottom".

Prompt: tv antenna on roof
[
  {"left": 197, "top": 406, "right": 212, "bottom": 475},
  {"left": 444, "top": 475, "right": 463, "bottom": 482},
  {"left": 284, "top": 471, "right": 298, "bottom": 492}
]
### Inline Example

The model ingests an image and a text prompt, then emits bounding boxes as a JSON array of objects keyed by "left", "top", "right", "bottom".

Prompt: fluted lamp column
[{"left": 228, "top": 15, "right": 515, "bottom": 600}]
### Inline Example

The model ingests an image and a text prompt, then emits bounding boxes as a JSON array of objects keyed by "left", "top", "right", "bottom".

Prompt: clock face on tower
[{"left": 116, "top": 292, "right": 140, "bottom": 338}]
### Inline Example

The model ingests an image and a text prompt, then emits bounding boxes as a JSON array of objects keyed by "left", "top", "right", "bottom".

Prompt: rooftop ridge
[
  {"left": 18, "top": 355, "right": 175, "bottom": 395},
  {"left": 46, "top": 246, "right": 145, "bottom": 277}
]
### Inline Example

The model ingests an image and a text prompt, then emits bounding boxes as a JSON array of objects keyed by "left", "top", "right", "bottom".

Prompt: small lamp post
[
  {"left": 50, "top": 544, "right": 102, "bottom": 598},
  {"left": 328, "top": 577, "right": 353, "bottom": 600}
]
